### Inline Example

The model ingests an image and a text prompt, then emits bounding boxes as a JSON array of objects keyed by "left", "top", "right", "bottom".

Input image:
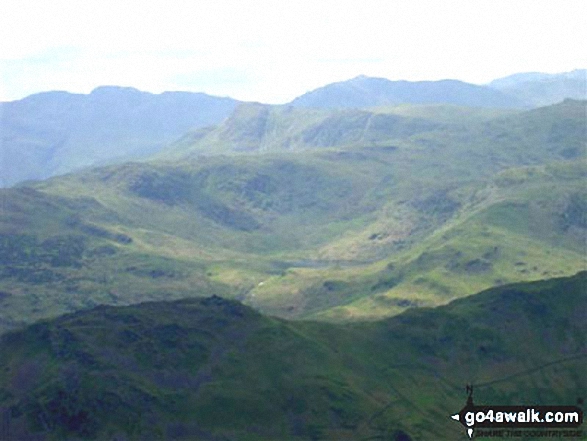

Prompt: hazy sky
[{"left": 1, "top": 0, "right": 585, "bottom": 103}]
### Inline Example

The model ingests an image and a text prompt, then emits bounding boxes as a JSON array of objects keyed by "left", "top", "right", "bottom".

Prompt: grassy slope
[
  {"left": 301, "top": 160, "right": 587, "bottom": 321},
  {"left": 0, "top": 272, "right": 585, "bottom": 440},
  {"left": 0, "top": 100, "right": 584, "bottom": 333},
  {"left": 160, "top": 101, "right": 517, "bottom": 158}
]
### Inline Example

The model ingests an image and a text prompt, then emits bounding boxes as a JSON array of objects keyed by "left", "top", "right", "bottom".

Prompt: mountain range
[
  {"left": 0, "top": 87, "right": 239, "bottom": 187},
  {"left": 290, "top": 76, "right": 524, "bottom": 108},
  {"left": 1, "top": 69, "right": 584, "bottom": 187},
  {"left": 0, "top": 68, "right": 585, "bottom": 440},
  {"left": 488, "top": 69, "right": 586, "bottom": 107},
  {"left": 291, "top": 69, "right": 586, "bottom": 109}
]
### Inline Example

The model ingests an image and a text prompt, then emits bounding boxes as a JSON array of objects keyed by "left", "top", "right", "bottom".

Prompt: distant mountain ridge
[
  {"left": 488, "top": 69, "right": 585, "bottom": 88},
  {"left": 162, "top": 102, "right": 445, "bottom": 157},
  {"left": 1, "top": 69, "right": 584, "bottom": 187},
  {"left": 162, "top": 97, "right": 586, "bottom": 161},
  {"left": 0, "top": 87, "right": 240, "bottom": 187},
  {"left": 290, "top": 75, "right": 524, "bottom": 109},
  {"left": 289, "top": 69, "right": 586, "bottom": 109},
  {"left": 488, "top": 69, "right": 586, "bottom": 107}
]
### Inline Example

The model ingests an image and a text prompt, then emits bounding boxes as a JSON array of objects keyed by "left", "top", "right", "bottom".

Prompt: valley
[{"left": 0, "top": 97, "right": 585, "bottom": 333}]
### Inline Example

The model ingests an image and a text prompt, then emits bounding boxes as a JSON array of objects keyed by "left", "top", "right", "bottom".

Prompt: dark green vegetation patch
[{"left": 0, "top": 272, "right": 585, "bottom": 440}]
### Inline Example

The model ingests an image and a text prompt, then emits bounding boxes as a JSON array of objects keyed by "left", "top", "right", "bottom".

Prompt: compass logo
[{"left": 450, "top": 385, "right": 584, "bottom": 438}]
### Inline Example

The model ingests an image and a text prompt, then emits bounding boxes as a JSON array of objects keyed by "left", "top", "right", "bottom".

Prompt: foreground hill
[
  {"left": 0, "top": 87, "right": 239, "bottom": 187},
  {"left": 0, "top": 100, "right": 585, "bottom": 333},
  {"left": 0, "top": 272, "right": 585, "bottom": 440}
]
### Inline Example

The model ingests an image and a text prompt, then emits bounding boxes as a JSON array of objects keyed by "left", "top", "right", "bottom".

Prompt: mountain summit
[
  {"left": 488, "top": 69, "right": 587, "bottom": 106},
  {"left": 289, "top": 70, "right": 586, "bottom": 109},
  {"left": 290, "top": 75, "right": 524, "bottom": 109}
]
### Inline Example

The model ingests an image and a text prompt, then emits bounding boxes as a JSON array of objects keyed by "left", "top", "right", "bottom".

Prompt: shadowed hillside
[{"left": 0, "top": 272, "right": 585, "bottom": 440}]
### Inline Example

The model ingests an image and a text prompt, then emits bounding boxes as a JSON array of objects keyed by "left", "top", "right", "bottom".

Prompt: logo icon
[{"left": 450, "top": 385, "right": 583, "bottom": 438}]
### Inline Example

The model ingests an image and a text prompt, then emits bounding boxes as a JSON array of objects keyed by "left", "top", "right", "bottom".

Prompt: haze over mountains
[
  {"left": 292, "top": 69, "right": 586, "bottom": 109},
  {"left": 489, "top": 69, "right": 587, "bottom": 107},
  {"left": 0, "top": 88, "right": 240, "bottom": 187},
  {"left": 1, "top": 69, "right": 584, "bottom": 187},
  {"left": 290, "top": 76, "right": 524, "bottom": 109}
]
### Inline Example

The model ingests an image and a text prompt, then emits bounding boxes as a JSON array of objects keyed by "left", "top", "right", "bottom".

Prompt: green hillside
[
  {"left": 165, "top": 99, "right": 518, "bottom": 158},
  {"left": 247, "top": 160, "right": 587, "bottom": 320},
  {"left": 163, "top": 98, "right": 585, "bottom": 174},
  {"left": 161, "top": 101, "right": 515, "bottom": 158},
  {"left": 0, "top": 272, "right": 585, "bottom": 440},
  {"left": 0, "top": 100, "right": 585, "bottom": 333}
]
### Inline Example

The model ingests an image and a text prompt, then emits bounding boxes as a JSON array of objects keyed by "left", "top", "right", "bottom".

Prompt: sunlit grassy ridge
[
  {"left": 0, "top": 100, "right": 584, "bottom": 333},
  {"left": 0, "top": 272, "right": 585, "bottom": 440}
]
